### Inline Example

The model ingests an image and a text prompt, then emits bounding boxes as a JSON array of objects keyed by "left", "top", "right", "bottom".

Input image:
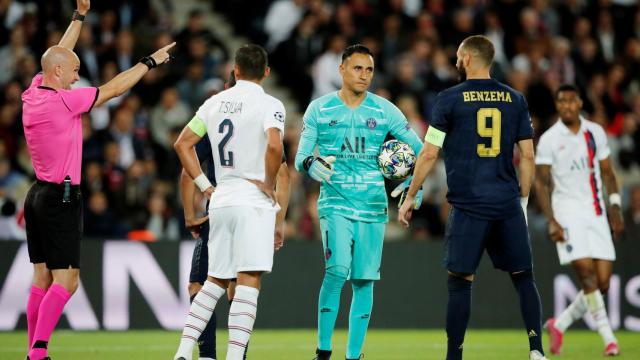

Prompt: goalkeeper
[{"left": 295, "top": 44, "right": 423, "bottom": 360}]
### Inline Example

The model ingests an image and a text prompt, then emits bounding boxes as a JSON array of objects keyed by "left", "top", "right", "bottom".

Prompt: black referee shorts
[{"left": 24, "top": 180, "right": 83, "bottom": 269}]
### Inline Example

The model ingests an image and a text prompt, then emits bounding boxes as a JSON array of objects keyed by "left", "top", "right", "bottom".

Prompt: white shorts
[
  {"left": 207, "top": 206, "right": 276, "bottom": 279},
  {"left": 555, "top": 213, "right": 616, "bottom": 265}
]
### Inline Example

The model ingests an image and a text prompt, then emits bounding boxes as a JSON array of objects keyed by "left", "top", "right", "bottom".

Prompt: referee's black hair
[
  {"left": 555, "top": 84, "right": 581, "bottom": 99},
  {"left": 235, "top": 44, "right": 268, "bottom": 80},
  {"left": 341, "top": 44, "right": 372, "bottom": 63}
]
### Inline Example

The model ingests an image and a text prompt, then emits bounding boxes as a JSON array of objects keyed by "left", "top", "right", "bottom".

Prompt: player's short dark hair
[
  {"left": 235, "top": 44, "right": 268, "bottom": 80},
  {"left": 341, "top": 44, "right": 373, "bottom": 63},
  {"left": 461, "top": 35, "right": 495, "bottom": 66},
  {"left": 555, "top": 84, "right": 580, "bottom": 99}
]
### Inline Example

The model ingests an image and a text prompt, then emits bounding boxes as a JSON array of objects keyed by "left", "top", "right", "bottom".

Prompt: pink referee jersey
[{"left": 22, "top": 73, "right": 99, "bottom": 185}]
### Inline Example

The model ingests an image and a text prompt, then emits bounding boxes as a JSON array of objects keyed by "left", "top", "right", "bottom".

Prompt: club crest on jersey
[
  {"left": 325, "top": 248, "right": 332, "bottom": 260},
  {"left": 274, "top": 112, "right": 284, "bottom": 122},
  {"left": 366, "top": 118, "right": 377, "bottom": 129},
  {"left": 329, "top": 120, "right": 338, "bottom": 126}
]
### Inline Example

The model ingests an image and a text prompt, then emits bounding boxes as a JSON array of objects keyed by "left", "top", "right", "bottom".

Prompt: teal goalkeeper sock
[
  {"left": 347, "top": 280, "right": 374, "bottom": 358},
  {"left": 318, "top": 266, "right": 348, "bottom": 350}
]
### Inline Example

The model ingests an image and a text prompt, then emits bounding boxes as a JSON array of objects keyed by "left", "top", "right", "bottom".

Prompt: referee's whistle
[{"left": 63, "top": 176, "right": 71, "bottom": 203}]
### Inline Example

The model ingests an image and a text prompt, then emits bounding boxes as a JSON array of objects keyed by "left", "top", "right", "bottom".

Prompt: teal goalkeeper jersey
[{"left": 295, "top": 91, "right": 423, "bottom": 223}]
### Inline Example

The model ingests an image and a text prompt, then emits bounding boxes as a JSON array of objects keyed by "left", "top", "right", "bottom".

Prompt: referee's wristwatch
[
  {"left": 139, "top": 56, "right": 158, "bottom": 69},
  {"left": 72, "top": 10, "right": 85, "bottom": 22}
]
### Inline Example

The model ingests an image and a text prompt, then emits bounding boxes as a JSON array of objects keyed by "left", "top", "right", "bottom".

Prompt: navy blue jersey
[{"left": 431, "top": 79, "right": 533, "bottom": 219}]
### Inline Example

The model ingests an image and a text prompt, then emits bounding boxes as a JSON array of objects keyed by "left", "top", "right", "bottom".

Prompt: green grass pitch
[{"left": 1, "top": 329, "right": 638, "bottom": 359}]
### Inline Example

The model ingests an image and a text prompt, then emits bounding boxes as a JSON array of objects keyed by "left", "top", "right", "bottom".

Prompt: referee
[{"left": 21, "top": 1, "right": 175, "bottom": 359}]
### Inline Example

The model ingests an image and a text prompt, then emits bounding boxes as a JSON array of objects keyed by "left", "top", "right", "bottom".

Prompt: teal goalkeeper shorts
[{"left": 319, "top": 214, "right": 385, "bottom": 280}]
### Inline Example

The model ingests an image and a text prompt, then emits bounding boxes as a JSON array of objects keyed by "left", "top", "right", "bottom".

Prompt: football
[{"left": 377, "top": 140, "right": 416, "bottom": 180}]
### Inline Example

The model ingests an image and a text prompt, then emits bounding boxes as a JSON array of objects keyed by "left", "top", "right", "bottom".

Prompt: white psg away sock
[
  {"left": 585, "top": 290, "right": 617, "bottom": 345},
  {"left": 174, "top": 280, "right": 225, "bottom": 360},
  {"left": 555, "top": 290, "right": 587, "bottom": 332},
  {"left": 226, "top": 285, "right": 259, "bottom": 360}
]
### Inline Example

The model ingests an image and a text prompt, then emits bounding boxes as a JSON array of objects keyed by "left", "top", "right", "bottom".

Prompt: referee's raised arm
[{"left": 94, "top": 41, "right": 176, "bottom": 107}]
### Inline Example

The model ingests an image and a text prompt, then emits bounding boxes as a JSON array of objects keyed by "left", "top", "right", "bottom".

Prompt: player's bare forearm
[
  {"left": 600, "top": 158, "right": 621, "bottom": 197},
  {"left": 517, "top": 139, "right": 535, "bottom": 197},
  {"left": 174, "top": 128, "right": 205, "bottom": 181},
  {"left": 58, "top": 0, "right": 90, "bottom": 50},
  {"left": 180, "top": 169, "right": 197, "bottom": 221},
  {"left": 534, "top": 165, "right": 555, "bottom": 221},
  {"left": 264, "top": 129, "right": 283, "bottom": 189},
  {"left": 407, "top": 142, "right": 439, "bottom": 197},
  {"left": 275, "top": 163, "right": 290, "bottom": 225},
  {"left": 96, "top": 42, "right": 175, "bottom": 107}
]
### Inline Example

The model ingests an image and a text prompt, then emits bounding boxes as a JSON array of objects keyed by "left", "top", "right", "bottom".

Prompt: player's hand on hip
[
  {"left": 274, "top": 223, "right": 284, "bottom": 251},
  {"left": 391, "top": 177, "right": 423, "bottom": 210},
  {"left": 305, "top": 156, "right": 336, "bottom": 183},
  {"left": 186, "top": 215, "right": 209, "bottom": 239},
  {"left": 260, "top": 183, "right": 278, "bottom": 205},
  {"left": 398, "top": 200, "right": 414, "bottom": 228},
  {"left": 150, "top": 42, "right": 176, "bottom": 65},
  {"left": 609, "top": 206, "right": 625, "bottom": 240},
  {"left": 548, "top": 218, "right": 565, "bottom": 242},
  {"left": 77, "top": 0, "right": 90, "bottom": 14},
  {"left": 203, "top": 186, "right": 214, "bottom": 199}
]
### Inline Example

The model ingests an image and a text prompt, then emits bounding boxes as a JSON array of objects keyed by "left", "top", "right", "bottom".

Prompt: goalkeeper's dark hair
[
  {"left": 555, "top": 84, "right": 581, "bottom": 99},
  {"left": 235, "top": 44, "right": 268, "bottom": 80},
  {"left": 341, "top": 44, "right": 373, "bottom": 63}
]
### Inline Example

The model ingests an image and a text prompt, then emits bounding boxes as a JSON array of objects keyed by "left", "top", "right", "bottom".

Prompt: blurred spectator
[
  {"left": 150, "top": 87, "right": 190, "bottom": 149},
  {"left": 77, "top": 26, "right": 101, "bottom": 83},
  {"left": 175, "top": 9, "right": 229, "bottom": 67},
  {"left": 0, "top": 25, "right": 32, "bottom": 86},
  {"left": 145, "top": 192, "right": 180, "bottom": 241},
  {"left": 0, "top": 193, "right": 25, "bottom": 240},
  {"left": 101, "top": 29, "right": 137, "bottom": 72},
  {"left": 264, "top": 0, "right": 307, "bottom": 51},
  {"left": 624, "top": 185, "right": 640, "bottom": 241},
  {"left": 176, "top": 62, "right": 210, "bottom": 110},
  {"left": 84, "top": 190, "right": 123, "bottom": 238},
  {"left": 0, "top": 157, "right": 29, "bottom": 200},
  {"left": 311, "top": 34, "right": 346, "bottom": 99}
]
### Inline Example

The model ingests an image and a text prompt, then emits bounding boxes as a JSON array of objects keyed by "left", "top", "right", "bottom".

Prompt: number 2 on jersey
[
  {"left": 476, "top": 108, "right": 501, "bottom": 157},
  {"left": 218, "top": 119, "right": 234, "bottom": 167}
]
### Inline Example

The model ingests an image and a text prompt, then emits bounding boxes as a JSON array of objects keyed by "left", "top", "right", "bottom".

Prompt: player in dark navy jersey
[{"left": 398, "top": 35, "right": 547, "bottom": 360}]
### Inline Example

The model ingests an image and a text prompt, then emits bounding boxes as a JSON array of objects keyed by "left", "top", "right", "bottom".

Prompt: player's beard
[{"left": 457, "top": 63, "right": 467, "bottom": 82}]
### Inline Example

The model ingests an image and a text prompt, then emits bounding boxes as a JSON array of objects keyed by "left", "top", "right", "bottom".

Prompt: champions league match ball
[{"left": 377, "top": 140, "right": 416, "bottom": 180}]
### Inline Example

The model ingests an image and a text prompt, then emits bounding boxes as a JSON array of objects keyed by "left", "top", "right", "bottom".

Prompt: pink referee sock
[
  {"left": 28, "top": 284, "right": 71, "bottom": 359},
  {"left": 26, "top": 285, "right": 47, "bottom": 348}
]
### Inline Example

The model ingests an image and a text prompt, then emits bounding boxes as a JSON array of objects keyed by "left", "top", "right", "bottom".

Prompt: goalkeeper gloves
[
  {"left": 391, "top": 176, "right": 423, "bottom": 210},
  {"left": 302, "top": 155, "right": 336, "bottom": 183}
]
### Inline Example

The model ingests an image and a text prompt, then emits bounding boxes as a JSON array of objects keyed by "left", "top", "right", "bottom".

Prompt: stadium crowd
[{"left": 0, "top": 0, "right": 639, "bottom": 242}]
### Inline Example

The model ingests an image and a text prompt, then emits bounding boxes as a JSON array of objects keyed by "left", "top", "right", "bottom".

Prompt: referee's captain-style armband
[
  {"left": 193, "top": 173, "right": 213, "bottom": 192},
  {"left": 72, "top": 10, "right": 85, "bottom": 22},
  {"left": 139, "top": 56, "right": 158, "bottom": 69}
]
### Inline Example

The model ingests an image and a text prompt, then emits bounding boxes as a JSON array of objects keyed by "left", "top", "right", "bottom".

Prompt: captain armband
[{"left": 425, "top": 126, "right": 446, "bottom": 147}]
